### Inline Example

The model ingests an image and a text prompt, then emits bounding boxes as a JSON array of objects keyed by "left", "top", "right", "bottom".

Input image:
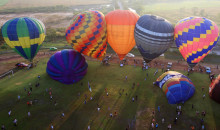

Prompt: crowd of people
[{"left": 1, "top": 58, "right": 214, "bottom": 130}]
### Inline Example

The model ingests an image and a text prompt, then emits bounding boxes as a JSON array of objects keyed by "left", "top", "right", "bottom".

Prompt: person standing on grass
[
  {"left": 125, "top": 75, "right": 127, "bottom": 81},
  {"left": 191, "top": 125, "right": 195, "bottom": 130},
  {"left": 28, "top": 112, "right": 31, "bottom": 117},
  {"left": 17, "top": 95, "right": 20, "bottom": 101},
  {"left": 51, "top": 124, "right": 54, "bottom": 130},
  {"left": 167, "top": 124, "right": 171, "bottom": 130},
  {"left": 132, "top": 97, "right": 134, "bottom": 102},
  {"left": 1, "top": 124, "right": 5, "bottom": 130},
  {"left": 203, "top": 94, "right": 205, "bottom": 100},
  {"left": 155, "top": 123, "right": 159, "bottom": 128},
  {"left": 158, "top": 106, "right": 160, "bottom": 112},
  {"left": 88, "top": 125, "right": 90, "bottom": 130},
  {"left": 8, "top": 110, "right": 11, "bottom": 116},
  {"left": 151, "top": 122, "right": 154, "bottom": 129},
  {"left": 162, "top": 118, "right": 165, "bottom": 124},
  {"left": 61, "top": 112, "right": 65, "bottom": 118},
  {"left": 13, "top": 118, "right": 17, "bottom": 126},
  {"left": 202, "top": 87, "right": 205, "bottom": 91}
]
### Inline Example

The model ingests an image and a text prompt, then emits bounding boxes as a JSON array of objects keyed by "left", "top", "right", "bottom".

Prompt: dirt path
[{"left": 1, "top": 52, "right": 220, "bottom": 75}]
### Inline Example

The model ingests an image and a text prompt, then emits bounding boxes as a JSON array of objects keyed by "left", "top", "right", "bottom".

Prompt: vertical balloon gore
[
  {"left": 1, "top": 17, "right": 46, "bottom": 62},
  {"left": 66, "top": 10, "right": 107, "bottom": 60},
  {"left": 175, "top": 17, "right": 219, "bottom": 67},
  {"left": 105, "top": 10, "right": 140, "bottom": 60}
]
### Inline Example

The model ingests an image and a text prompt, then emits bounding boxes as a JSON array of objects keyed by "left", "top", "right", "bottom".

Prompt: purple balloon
[{"left": 46, "top": 49, "right": 88, "bottom": 84}]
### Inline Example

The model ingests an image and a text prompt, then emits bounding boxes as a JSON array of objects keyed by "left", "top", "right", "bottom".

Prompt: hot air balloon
[
  {"left": 209, "top": 75, "right": 220, "bottom": 103},
  {"left": 105, "top": 10, "right": 139, "bottom": 60},
  {"left": 46, "top": 49, "right": 88, "bottom": 84},
  {"left": 1, "top": 17, "right": 46, "bottom": 62},
  {"left": 174, "top": 17, "right": 219, "bottom": 68},
  {"left": 66, "top": 10, "right": 107, "bottom": 60},
  {"left": 154, "top": 71, "right": 195, "bottom": 104},
  {"left": 134, "top": 15, "right": 174, "bottom": 63}
]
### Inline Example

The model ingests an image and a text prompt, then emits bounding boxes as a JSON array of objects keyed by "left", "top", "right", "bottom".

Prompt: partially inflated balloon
[
  {"left": 134, "top": 15, "right": 174, "bottom": 63},
  {"left": 155, "top": 71, "right": 195, "bottom": 104},
  {"left": 66, "top": 10, "right": 107, "bottom": 60},
  {"left": 209, "top": 75, "right": 220, "bottom": 103},
  {"left": 175, "top": 17, "right": 219, "bottom": 68},
  {"left": 2, "top": 17, "right": 45, "bottom": 62},
  {"left": 105, "top": 10, "right": 139, "bottom": 60},
  {"left": 46, "top": 49, "right": 88, "bottom": 84}
]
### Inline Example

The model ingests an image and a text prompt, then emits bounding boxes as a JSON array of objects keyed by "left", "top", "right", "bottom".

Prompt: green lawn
[
  {"left": 0, "top": 57, "right": 220, "bottom": 129},
  {"left": 143, "top": 0, "right": 220, "bottom": 12},
  {"left": 0, "top": 0, "right": 8, "bottom": 7}
]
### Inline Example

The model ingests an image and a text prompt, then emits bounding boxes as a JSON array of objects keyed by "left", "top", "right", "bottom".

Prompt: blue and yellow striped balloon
[{"left": 2, "top": 17, "right": 46, "bottom": 61}]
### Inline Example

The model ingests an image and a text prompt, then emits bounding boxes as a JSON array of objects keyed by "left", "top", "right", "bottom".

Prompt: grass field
[
  {"left": 0, "top": 57, "right": 220, "bottom": 129},
  {"left": 0, "top": 0, "right": 110, "bottom": 9},
  {"left": 0, "top": 0, "right": 8, "bottom": 7},
  {"left": 142, "top": 1, "right": 220, "bottom": 12}
]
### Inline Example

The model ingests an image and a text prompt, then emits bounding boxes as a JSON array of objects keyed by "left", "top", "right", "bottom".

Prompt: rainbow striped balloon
[
  {"left": 66, "top": 10, "right": 107, "bottom": 60},
  {"left": 175, "top": 17, "right": 219, "bottom": 68},
  {"left": 2, "top": 17, "right": 45, "bottom": 62}
]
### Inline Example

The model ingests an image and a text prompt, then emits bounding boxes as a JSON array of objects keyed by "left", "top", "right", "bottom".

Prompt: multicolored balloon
[
  {"left": 46, "top": 49, "right": 88, "bottom": 84},
  {"left": 105, "top": 10, "right": 139, "bottom": 60},
  {"left": 1, "top": 17, "right": 46, "bottom": 62},
  {"left": 134, "top": 15, "right": 174, "bottom": 63},
  {"left": 66, "top": 10, "right": 107, "bottom": 60},
  {"left": 175, "top": 17, "right": 219, "bottom": 68},
  {"left": 209, "top": 75, "right": 220, "bottom": 103},
  {"left": 155, "top": 71, "right": 195, "bottom": 104}
]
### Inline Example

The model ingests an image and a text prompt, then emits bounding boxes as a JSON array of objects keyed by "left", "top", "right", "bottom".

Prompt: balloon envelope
[
  {"left": 105, "top": 10, "right": 139, "bottom": 60},
  {"left": 134, "top": 15, "right": 174, "bottom": 63},
  {"left": 66, "top": 10, "right": 107, "bottom": 60},
  {"left": 46, "top": 49, "right": 88, "bottom": 84},
  {"left": 2, "top": 17, "right": 46, "bottom": 61},
  {"left": 174, "top": 17, "right": 219, "bottom": 68},
  {"left": 209, "top": 75, "right": 220, "bottom": 103},
  {"left": 155, "top": 71, "right": 195, "bottom": 104}
]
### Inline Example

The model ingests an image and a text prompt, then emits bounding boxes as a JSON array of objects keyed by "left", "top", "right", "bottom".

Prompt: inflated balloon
[
  {"left": 209, "top": 75, "right": 220, "bottom": 103},
  {"left": 175, "top": 17, "right": 219, "bottom": 68},
  {"left": 46, "top": 49, "right": 88, "bottom": 84},
  {"left": 66, "top": 10, "right": 107, "bottom": 60},
  {"left": 105, "top": 10, "right": 139, "bottom": 60},
  {"left": 2, "top": 17, "right": 45, "bottom": 62},
  {"left": 134, "top": 15, "right": 174, "bottom": 63},
  {"left": 155, "top": 71, "right": 195, "bottom": 104}
]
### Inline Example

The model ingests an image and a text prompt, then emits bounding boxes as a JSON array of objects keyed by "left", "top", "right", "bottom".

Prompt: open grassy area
[
  {"left": 1, "top": 0, "right": 110, "bottom": 9},
  {"left": 142, "top": 1, "right": 220, "bottom": 12},
  {"left": 0, "top": 0, "right": 8, "bottom": 7},
  {"left": 0, "top": 58, "right": 220, "bottom": 129}
]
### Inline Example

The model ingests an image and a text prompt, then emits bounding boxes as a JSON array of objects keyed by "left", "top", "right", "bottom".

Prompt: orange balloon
[{"left": 105, "top": 10, "right": 139, "bottom": 60}]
